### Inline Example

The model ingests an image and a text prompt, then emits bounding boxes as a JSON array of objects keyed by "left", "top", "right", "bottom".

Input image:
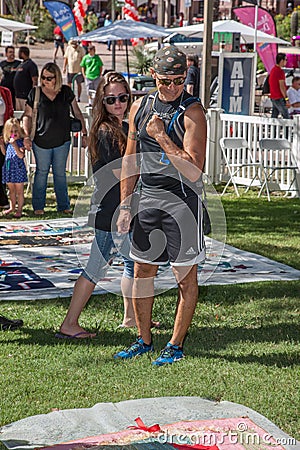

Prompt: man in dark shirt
[
  {"left": 114, "top": 46, "right": 207, "bottom": 366},
  {"left": 0, "top": 46, "right": 21, "bottom": 108},
  {"left": 184, "top": 54, "right": 200, "bottom": 97},
  {"left": 13, "top": 46, "right": 38, "bottom": 111}
]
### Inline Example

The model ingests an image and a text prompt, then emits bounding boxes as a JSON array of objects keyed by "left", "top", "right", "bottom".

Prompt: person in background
[
  {"left": 114, "top": 46, "right": 207, "bottom": 366},
  {"left": 81, "top": 39, "right": 91, "bottom": 54},
  {"left": 57, "top": 71, "right": 134, "bottom": 338},
  {"left": 287, "top": 76, "right": 300, "bottom": 117},
  {"left": 0, "top": 314, "right": 23, "bottom": 331},
  {"left": 104, "top": 14, "right": 113, "bottom": 51},
  {"left": 179, "top": 12, "right": 184, "bottom": 26},
  {"left": 0, "top": 81, "right": 14, "bottom": 209},
  {"left": 22, "top": 62, "right": 87, "bottom": 215},
  {"left": 269, "top": 53, "right": 290, "bottom": 119},
  {"left": 81, "top": 45, "right": 103, "bottom": 107},
  {"left": 116, "top": 13, "right": 124, "bottom": 51},
  {"left": 184, "top": 54, "right": 200, "bottom": 97},
  {"left": 63, "top": 39, "right": 85, "bottom": 102},
  {"left": 53, "top": 25, "right": 65, "bottom": 63},
  {"left": 0, "top": 46, "right": 21, "bottom": 109},
  {"left": 84, "top": 10, "right": 98, "bottom": 32},
  {"left": 25, "top": 9, "right": 32, "bottom": 25},
  {"left": 13, "top": 46, "right": 38, "bottom": 112},
  {"left": 97, "top": 11, "right": 106, "bottom": 28},
  {"left": 0, "top": 117, "right": 28, "bottom": 218}
]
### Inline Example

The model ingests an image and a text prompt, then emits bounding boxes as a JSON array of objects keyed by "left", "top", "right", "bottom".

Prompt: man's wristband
[
  {"left": 285, "top": 97, "right": 289, "bottom": 101},
  {"left": 119, "top": 205, "right": 131, "bottom": 210}
]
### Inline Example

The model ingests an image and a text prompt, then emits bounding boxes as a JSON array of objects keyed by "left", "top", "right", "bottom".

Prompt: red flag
[{"left": 123, "top": 0, "right": 143, "bottom": 46}]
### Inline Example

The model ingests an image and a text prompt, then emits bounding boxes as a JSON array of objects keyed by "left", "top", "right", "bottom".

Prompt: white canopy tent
[
  {"left": 167, "top": 20, "right": 290, "bottom": 45},
  {"left": 278, "top": 46, "right": 300, "bottom": 54},
  {"left": 0, "top": 17, "right": 37, "bottom": 32},
  {"left": 74, "top": 19, "right": 169, "bottom": 78}
]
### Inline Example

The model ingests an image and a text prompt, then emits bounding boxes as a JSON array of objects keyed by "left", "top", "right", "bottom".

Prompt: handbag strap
[{"left": 30, "top": 86, "right": 40, "bottom": 140}]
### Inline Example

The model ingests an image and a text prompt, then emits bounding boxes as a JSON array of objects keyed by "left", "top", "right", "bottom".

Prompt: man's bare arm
[
  {"left": 117, "top": 99, "right": 142, "bottom": 233},
  {"left": 119, "top": 98, "right": 142, "bottom": 205},
  {"left": 279, "top": 79, "right": 288, "bottom": 99},
  {"left": 32, "top": 76, "right": 38, "bottom": 87},
  {"left": 146, "top": 103, "right": 207, "bottom": 182}
]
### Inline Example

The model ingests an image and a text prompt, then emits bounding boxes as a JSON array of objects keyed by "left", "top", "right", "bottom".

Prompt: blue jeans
[
  {"left": 82, "top": 229, "right": 134, "bottom": 284},
  {"left": 271, "top": 98, "right": 290, "bottom": 119},
  {"left": 32, "top": 141, "right": 71, "bottom": 211}
]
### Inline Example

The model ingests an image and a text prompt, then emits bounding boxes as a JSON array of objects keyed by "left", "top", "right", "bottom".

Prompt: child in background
[{"left": 0, "top": 118, "right": 28, "bottom": 218}]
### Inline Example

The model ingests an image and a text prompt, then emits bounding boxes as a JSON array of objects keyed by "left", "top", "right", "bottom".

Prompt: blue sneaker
[
  {"left": 152, "top": 342, "right": 184, "bottom": 366},
  {"left": 114, "top": 337, "right": 154, "bottom": 360}
]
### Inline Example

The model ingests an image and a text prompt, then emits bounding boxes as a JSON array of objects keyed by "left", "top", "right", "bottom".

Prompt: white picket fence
[{"left": 206, "top": 109, "right": 300, "bottom": 195}]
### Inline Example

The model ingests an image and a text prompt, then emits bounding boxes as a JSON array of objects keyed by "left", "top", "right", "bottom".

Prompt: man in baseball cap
[
  {"left": 114, "top": 45, "right": 207, "bottom": 366},
  {"left": 63, "top": 39, "right": 85, "bottom": 102}
]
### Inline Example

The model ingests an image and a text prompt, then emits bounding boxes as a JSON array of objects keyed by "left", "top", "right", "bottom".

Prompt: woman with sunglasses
[
  {"left": 22, "top": 62, "right": 87, "bottom": 215},
  {"left": 57, "top": 72, "right": 138, "bottom": 338}
]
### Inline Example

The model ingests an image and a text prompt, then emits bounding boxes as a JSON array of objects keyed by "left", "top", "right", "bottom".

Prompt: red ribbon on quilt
[
  {"left": 128, "top": 417, "right": 162, "bottom": 432},
  {"left": 128, "top": 418, "right": 219, "bottom": 449}
]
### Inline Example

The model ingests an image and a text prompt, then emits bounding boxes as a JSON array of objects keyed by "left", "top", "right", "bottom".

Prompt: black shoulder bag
[{"left": 70, "top": 104, "right": 82, "bottom": 133}]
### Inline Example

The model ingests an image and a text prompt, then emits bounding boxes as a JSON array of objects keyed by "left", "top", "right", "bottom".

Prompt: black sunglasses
[
  {"left": 156, "top": 76, "right": 186, "bottom": 86},
  {"left": 41, "top": 75, "right": 55, "bottom": 81},
  {"left": 103, "top": 93, "right": 129, "bottom": 105}
]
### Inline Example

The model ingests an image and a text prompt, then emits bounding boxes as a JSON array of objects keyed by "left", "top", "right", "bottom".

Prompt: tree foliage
[
  {"left": 275, "top": 13, "right": 292, "bottom": 42},
  {"left": 5, "top": 0, "right": 40, "bottom": 25},
  {"left": 3, "top": 0, "right": 55, "bottom": 42},
  {"left": 130, "top": 45, "right": 155, "bottom": 75}
]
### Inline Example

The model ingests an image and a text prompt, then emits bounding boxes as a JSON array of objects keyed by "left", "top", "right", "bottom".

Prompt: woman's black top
[
  {"left": 27, "top": 85, "right": 75, "bottom": 149},
  {"left": 88, "top": 121, "right": 128, "bottom": 231}
]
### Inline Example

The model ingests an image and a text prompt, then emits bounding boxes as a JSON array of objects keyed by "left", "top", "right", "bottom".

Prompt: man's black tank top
[{"left": 135, "top": 90, "right": 201, "bottom": 199}]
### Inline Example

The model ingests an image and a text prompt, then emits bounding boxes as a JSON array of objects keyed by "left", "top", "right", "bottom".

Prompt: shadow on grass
[
  {"left": 1, "top": 319, "right": 299, "bottom": 368},
  {"left": 1, "top": 280, "right": 299, "bottom": 368}
]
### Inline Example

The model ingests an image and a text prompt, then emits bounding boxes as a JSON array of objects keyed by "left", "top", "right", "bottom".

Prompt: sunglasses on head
[
  {"left": 41, "top": 75, "right": 55, "bottom": 81},
  {"left": 156, "top": 76, "right": 186, "bottom": 86},
  {"left": 103, "top": 93, "right": 129, "bottom": 105}
]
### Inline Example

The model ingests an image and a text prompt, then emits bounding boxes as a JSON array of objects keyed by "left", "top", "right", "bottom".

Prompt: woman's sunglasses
[
  {"left": 156, "top": 76, "right": 186, "bottom": 86},
  {"left": 41, "top": 75, "right": 55, "bottom": 81},
  {"left": 103, "top": 93, "right": 129, "bottom": 105}
]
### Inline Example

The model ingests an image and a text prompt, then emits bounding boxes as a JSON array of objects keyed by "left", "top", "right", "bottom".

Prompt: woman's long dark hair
[{"left": 89, "top": 71, "right": 131, "bottom": 165}]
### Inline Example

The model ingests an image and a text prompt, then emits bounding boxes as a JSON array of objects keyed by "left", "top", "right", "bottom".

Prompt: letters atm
[{"left": 217, "top": 52, "right": 257, "bottom": 115}]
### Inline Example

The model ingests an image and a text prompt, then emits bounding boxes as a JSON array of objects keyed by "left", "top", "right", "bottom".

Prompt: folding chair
[
  {"left": 220, "top": 137, "right": 264, "bottom": 196},
  {"left": 25, "top": 150, "right": 36, "bottom": 194},
  {"left": 258, "top": 138, "right": 299, "bottom": 201}
]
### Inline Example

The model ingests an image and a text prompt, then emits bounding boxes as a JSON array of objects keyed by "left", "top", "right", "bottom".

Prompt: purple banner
[{"left": 234, "top": 6, "right": 277, "bottom": 73}]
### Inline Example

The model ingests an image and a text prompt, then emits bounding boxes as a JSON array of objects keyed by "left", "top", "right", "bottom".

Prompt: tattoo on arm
[{"left": 129, "top": 131, "right": 138, "bottom": 141}]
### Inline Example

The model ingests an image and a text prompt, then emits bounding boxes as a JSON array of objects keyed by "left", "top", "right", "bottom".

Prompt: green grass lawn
[{"left": 0, "top": 186, "right": 299, "bottom": 441}]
